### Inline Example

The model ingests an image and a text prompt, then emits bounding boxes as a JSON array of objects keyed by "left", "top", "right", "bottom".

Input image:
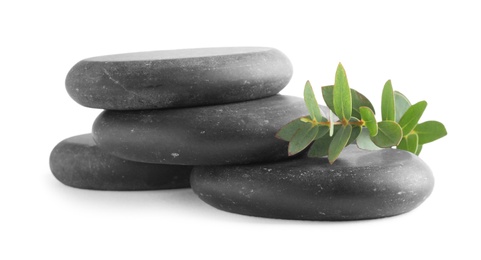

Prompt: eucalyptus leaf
[
  {"left": 407, "top": 133, "right": 419, "bottom": 154},
  {"left": 398, "top": 133, "right": 419, "bottom": 154},
  {"left": 371, "top": 121, "right": 403, "bottom": 148},
  {"left": 333, "top": 63, "right": 352, "bottom": 120},
  {"left": 381, "top": 80, "right": 395, "bottom": 121},
  {"left": 413, "top": 120, "right": 447, "bottom": 144},
  {"left": 328, "top": 124, "right": 352, "bottom": 164},
  {"left": 352, "top": 88, "right": 376, "bottom": 119},
  {"left": 348, "top": 118, "right": 361, "bottom": 145},
  {"left": 304, "top": 81, "right": 324, "bottom": 122},
  {"left": 308, "top": 134, "right": 333, "bottom": 158},
  {"left": 415, "top": 144, "right": 423, "bottom": 155},
  {"left": 357, "top": 128, "right": 382, "bottom": 150},
  {"left": 315, "top": 125, "right": 330, "bottom": 140},
  {"left": 323, "top": 85, "right": 375, "bottom": 119},
  {"left": 397, "top": 137, "right": 407, "bottom": 151},
  {"left": 394, "top": 91, "right": 411, "bottom": 122},
  {"left": 399, "top": 101, "right": 427, "bottom": 135},
  {"left": 275, "top": 117, "right": 308, "bottom": 141},
  {"left": 321, "top": 85, "right": 334, "bottom": 111},
  {"left": 288, "top": 123, "right": 319, "bottom": 156},
  {"left": 322, "top": 85, "right": 335, "bottom": 113},
  {"left": 359, "top": 106, "right": 378, "bottom": 136}
]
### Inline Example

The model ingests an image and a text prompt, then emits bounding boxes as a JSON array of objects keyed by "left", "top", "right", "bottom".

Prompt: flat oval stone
[
  {"left": 50, "top": 134, "right": 192, "bottom": 190},
  {"left": 92, "top": 95, "right": 321, "bottom": 165},
  {"left": 191, "top": 145, "right": 434, "bottom": 221},
  {"left": 66, "top": 47, "right": 293, "bottom": 110}
]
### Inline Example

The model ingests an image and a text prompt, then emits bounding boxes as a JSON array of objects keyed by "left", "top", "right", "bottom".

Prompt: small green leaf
[
  {"left": 357, "top": 128, "right": 382, "bottom": 150},
  {"left": 397, "top": 137, "right": 407, "bottom": 150},
  {"left": 275, "top": 117, "right": 308, "bottom": 141},
  {"left": 359, "top": 106, "right": 378, "bottom": 136},
  {"left": 399, "top": 101, "right": 428, "bottom": 135},
  {"left": 348, "top": 118, "right": 361, "bottom": 145},
  {"left": 371, "top": 121, "right": 403, "bottom": 148},
  {"left": 413, "top": 120, "right": 447, "bottom": 144},
  {"left": 322, "top": 85, "right": 335, "bottom": 113},
  {"left": 407, "top": 133, "right": 419, "bottom": 154},
  {"left": 322, "top": 85, "right": 374, "bottom": 119},
  {"left": 304, "top": 81, "right": 324, "bottom": 122},
  {"left": 308, "top": 134, "right": 333, "bottom": 158},
  {"left": 397, "top": 133, "right": 419, "bottom": 154},
  {"left": 394, "top": 91, "right": 411, "bottom": 122},
  {"left": 288, "top": 123, "right": 319, "bottom": 156},
  {"left": 333, "top": 63, "right": 352, "bottom": 120},
  {"left": 328, "top": 124, "right": 352, "bottom": 164},
  {"left": 381, "top": 80, "right": 395, "bottom": 121},
  {"left": 415, "top": 144, "right": 423, "bottom": 155},
  {"left": 352, "top": 89, "right": 376, "bottom": 119},
  {"left": 315, "top": 125, "right": 330, "bottom": 140}
]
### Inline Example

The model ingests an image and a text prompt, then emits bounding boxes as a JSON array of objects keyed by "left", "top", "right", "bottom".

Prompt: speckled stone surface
[
  {"left": 50, "top": 134, "right": 192, "bottom": 190},
  {"left": 190, "top": 145, "right": 434, "bottom": 221},
  {"left": 66, "top": 47, "right": 293, "bottom": 110},
  {"left": 92, "top": 95, "right": 327, "bottom": 165}
]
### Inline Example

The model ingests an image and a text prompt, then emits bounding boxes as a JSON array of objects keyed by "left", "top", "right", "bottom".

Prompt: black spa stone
[
  {"left": 50, "top": 134, "right": 192, "bottom": 190},
  {"left": 92, "top": 95, "right": 324, "bottom": 165},
  {"left": 190, "top": 145, "right": 434, "bottom": 221},
  {"left": 66, "top": 47, "right": 293, "bottom": 110}
]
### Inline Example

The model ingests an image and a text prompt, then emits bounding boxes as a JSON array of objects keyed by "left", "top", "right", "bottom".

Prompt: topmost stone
[{"left": 66, "top": 47, "right": 293, "bottom": 110}]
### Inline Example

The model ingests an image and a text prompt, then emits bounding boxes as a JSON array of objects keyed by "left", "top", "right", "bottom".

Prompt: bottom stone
[
  {"left": 191, "top": 145, "right": 434, "bottom": 221},
  {"left": 50, "top": 134, "right": 192, "bottom": 190}
]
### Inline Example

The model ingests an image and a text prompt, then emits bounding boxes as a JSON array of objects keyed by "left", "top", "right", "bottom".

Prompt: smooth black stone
[
  {"left": 50, "top": 134, "right": 192, "bottom": 190},
  {"left": 66, "top": 47, "right": 293, "bottom": 110},
  {"left": 93, "top": 95, "right": 324, "bottom": 165},
  {"left": 191, "top": 145, "right": 434, "bottom": 221}
]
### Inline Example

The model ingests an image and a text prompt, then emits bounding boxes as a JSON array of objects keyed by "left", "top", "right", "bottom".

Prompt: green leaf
[
  {"left": 275, "top": 117, "right": 308, "bottom": 141},
  {"left": 357, "top": 128, "right": 382, "bottom": 150},
  {"left": 359, "top": 106, "right": 378, "bottom": 136},
  {"left": 398, "top": 101, "right": 427, "bottom": 135},
  {"left": 352, "top": 89, "right": 376, "bottom": 119},
  {"left": 309, "top": 125, "right": 339, "bottom": 158},
  {"left": 397, "top": 133, "right": 419, "bottom": 154},
  {"left": 322, "top": 85, "right": 374, "bottom": 119},
  {"left": 288, "top": 123, "right": 319, "bottom": 156},
  {"left": 347, "top": 118, "right": 361, "bottom": 145},
  {"left": 381, "top": 80, "right": 395, "bottom": 121},
  {"left": 333, "top": 63, "right": 352, "bottom": 120},
  {"left": 322, "top": 85, "right": 335, "bottom": 113},
  {"left": 413, "top": 120, "right": 447, "bottom": 144},
  {"left": 394, "top": 91, "right": 411, "bottom": 122},
  {"left": 304, "top": 81, "right": 324, "bottom": 122},
  {"left": 328, "top": 124, "right": 352, "bottom": 164},
  {"left": 406, "top": 133, "right": 419, "bottom": 154},
  {"left": 308, "top": 134, "right": 332, "bottom": 158},
  {"left": 415, "top": 144, "right": 423, "bottom": 155},
  {"left": 315, "top": 125, "right": 330, "bottom": 140},
  {"left": 371, "top": 121, "right": 403, "bottom": 148}
]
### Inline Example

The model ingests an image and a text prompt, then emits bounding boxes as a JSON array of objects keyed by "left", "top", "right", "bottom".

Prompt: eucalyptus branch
[{"left": 276, "top": 63, "right": 447, "bottom": 164}]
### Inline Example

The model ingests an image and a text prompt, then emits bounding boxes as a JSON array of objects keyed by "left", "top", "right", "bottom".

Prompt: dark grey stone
[
  {"left": 50, "top": 134, "right": 192, "bottom": 190},
  {"left": 66, "top": 47, "right": 293, "bottom": 110},
  {"left": 92, "top": 95, "right": 323, "bottom": 165},
  {"left": 190, "top": 145, "right": 434, "bottom": 221}
]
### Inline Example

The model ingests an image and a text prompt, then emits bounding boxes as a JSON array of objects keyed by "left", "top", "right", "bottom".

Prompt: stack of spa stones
[
  {"left": 50, "top": 47, "right": 304, "bottom": 189},
  {"left": 50, "top": 47, "right": 435, "bottom": 221}
]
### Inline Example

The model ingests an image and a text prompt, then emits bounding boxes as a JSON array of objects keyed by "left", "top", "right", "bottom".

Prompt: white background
[{"left": 1, "top": 1, "right": 479, "bottom": 259}]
